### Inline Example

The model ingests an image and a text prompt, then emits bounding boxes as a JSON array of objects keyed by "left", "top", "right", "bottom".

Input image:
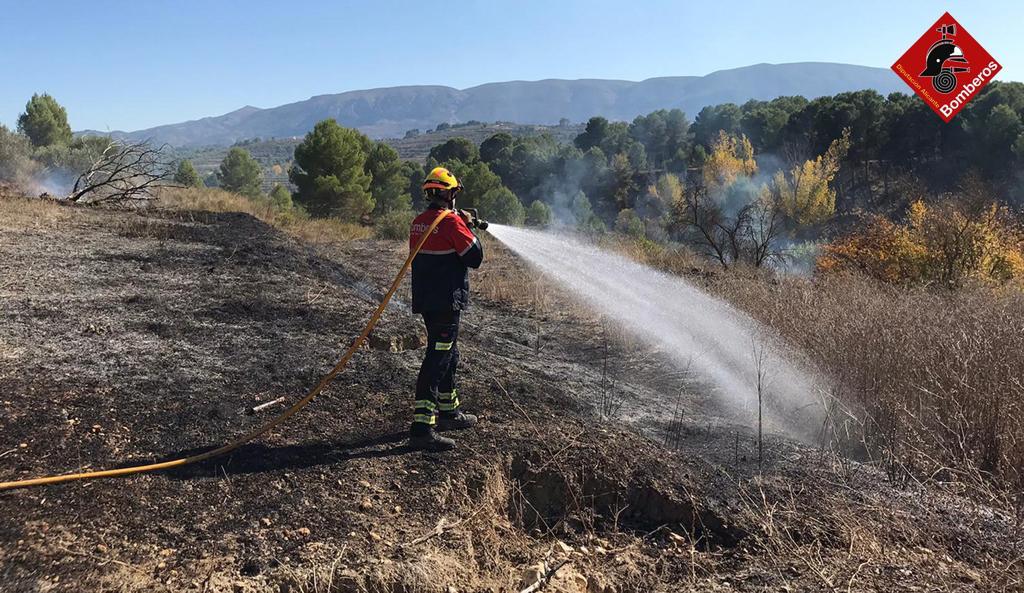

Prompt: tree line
[{"left": 4, "top": 83, "right": 1023, "bottom": 281}]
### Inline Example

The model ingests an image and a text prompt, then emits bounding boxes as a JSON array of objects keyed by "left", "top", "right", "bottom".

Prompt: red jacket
[{"left": 409, "top": 206, "right": 484, "bottom": 313}]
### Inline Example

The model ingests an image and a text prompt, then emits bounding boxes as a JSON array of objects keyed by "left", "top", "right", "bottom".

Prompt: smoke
[
  {"left": 28, "top": 169, "right": 75, "bottom": 197},
  {"left": 487, "top": 223, "right": 828, "bottom": 440}
]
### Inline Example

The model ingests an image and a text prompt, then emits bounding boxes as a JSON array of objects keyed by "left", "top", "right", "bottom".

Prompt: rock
[
  {"left": 393, "top": 505, "right": 402, "bottom": 514},
  {"left": 519, "top": 563, "right": 545, "bottom": 589},
  {"left": 359, "top": 498, "right": 373, "bottom": 511},
  {"left": 368, "top": 531, "right": 381, "bottom": 542},
  {"left": 158, "top": 548, "right": 175, "bottom": 557},
  {"left": 296, "top": 527, "right": 311, "bottom": 537},
  {"left": 260, "top": 517, "right": 272, "bottom": 527},
  {"left": 157, "top": 561, "right": 167, "bottom": 569},
  {"left": 357, "top": 479, "right": 371, "bottom": 489},
  {"left": 18, "top": 443, "right": 28, "bottom": 448},
  {"left": 95, "top": 544, "right": 108, "bottom": 554},
  {"left": 556, "top": 541, "right": 574, "bottom": 554}
]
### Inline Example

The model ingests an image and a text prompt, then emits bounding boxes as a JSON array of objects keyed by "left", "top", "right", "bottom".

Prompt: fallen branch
[
  {"left": 66, "top": 139, "right": 176, "bottom": 204},
  {"left": 399, "top": 505, "right": 488, "bottom": 549},
  {"left": 247, "top": 396, "right": 286, "bottom": 415}
]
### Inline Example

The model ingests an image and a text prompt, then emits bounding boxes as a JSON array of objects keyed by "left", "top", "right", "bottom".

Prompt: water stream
[{"left": 487, "top": 224, "right": 827, "bottom": 440}]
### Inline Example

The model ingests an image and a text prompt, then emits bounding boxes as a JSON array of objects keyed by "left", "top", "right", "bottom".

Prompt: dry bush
[
  {"left": 715, "top": 271, "right": 1024, "bottom": 505},
  {"left": 156, "top": 186, "right": 372, "bottom": 244},
  {"left": 819, "top": 195, "right": 1024, "bottom": 288}
]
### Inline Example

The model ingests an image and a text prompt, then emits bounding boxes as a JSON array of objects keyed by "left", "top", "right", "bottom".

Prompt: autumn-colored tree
[
  {"left": 818, "top": 195, "right": 1024, "bottom": 287},
  {"left": 702, "top": 131, "right": 756, "bottom": 196},
  {"left": 774, "top": 128, "right": 851, "bottom": 226}
]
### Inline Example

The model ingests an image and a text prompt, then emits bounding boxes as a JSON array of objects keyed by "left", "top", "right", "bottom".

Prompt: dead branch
[
  {"left": 519, "top": 558, "right": 569, "bottom": 593},
  {"left": 66, "top": 139, "right": 177, "bottom": 204}
]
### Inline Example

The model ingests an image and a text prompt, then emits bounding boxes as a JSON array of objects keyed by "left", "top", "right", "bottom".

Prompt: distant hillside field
[{"left": 82, "top": 62, "right": 904, "bottom": 147}]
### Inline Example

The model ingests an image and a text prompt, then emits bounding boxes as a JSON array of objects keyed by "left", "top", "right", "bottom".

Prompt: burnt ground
[{"left": 0, "top": 197, "right": 1022, "bottom": 593}]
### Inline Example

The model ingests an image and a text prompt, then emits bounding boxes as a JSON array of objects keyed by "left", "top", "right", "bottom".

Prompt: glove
[{"left": 457, "top": 209, "right": 478, "bottom": 228}]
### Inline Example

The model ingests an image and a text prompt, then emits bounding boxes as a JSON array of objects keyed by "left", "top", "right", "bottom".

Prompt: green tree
[
  {"left": 525, "top": 200, "right": 552, "bottom": 227},
  {"left": 17, "top": 93, "right": 72, "bottom": 147},
  {"left": 1014, "top": 132, "right": 1024, "bottom": 162},
  {"left": 608, "top": 153, "right": 639, "bottom": 213},
  {"left": 446, "top": 159, "right": 502, "bottom": 210},
  {"left": 401, "top": 160, "right": 426, "bottom": 210},
  {"left": 269, "top": 184, "right": 293, "bottom": 211},
  {"left": 365, "top": 142, "right": 410, "bottom": 215},
  {"left": 570, "top": 191, "right": 593, "bottom": 225},
  {"left": 290, "top": 119, "right": 373, "bottom": 220},
  {"left": 218, "top": 147, "right": 263, "bottom": 198},
  {"left": 980, "top": 104, "right": 1022, "bottom": 172},
  {"left": 692, "top": 103, "right": 742, "bottom": 148},
  {"left": 428, "top": 137, "right": 479, "bottom": 164},
  {"left": 174, "top": 159, "right": 203, "bottom": 187},
  {"left": 480, "top": 132, "right": 514, "bottom": 163},
  {"left": 574, "top": 116, "right": 609, "bottom": 152},
  {"left": 479, "top": 187, "right": 525, "bottom": 225}
]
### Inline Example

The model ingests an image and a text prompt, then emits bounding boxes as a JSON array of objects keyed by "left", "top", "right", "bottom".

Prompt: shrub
[
  {"left": 614, "top": 208, "right": 645, "bottom": 238},
  {"left": 818, "top": 197, "right": 1024, "bottom": 287},
  {"left": 269, "top": 184, "right": 293, "bottom": 211},
  {"left": 375, "top": 209, "right": 415, "bottom": 240},
  {"left": 0, "top": 125, "right": 39, "bottom": 185}
]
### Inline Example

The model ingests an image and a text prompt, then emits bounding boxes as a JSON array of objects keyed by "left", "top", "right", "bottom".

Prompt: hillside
[
  {"left": 82, "top": 62, "right": 905, "bottom": 147},
  {"left": 1, "top": 194, "right": 1021, "bottom": 592}
]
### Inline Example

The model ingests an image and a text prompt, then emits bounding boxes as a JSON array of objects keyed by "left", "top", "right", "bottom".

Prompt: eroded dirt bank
[{"left": 1, "top": 200, "right": 1020, "bottom": 592}]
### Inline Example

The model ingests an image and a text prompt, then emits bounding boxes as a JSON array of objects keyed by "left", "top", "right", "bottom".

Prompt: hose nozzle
[{"left": 461, "top": 208, "right": 489, "bottom": 230}]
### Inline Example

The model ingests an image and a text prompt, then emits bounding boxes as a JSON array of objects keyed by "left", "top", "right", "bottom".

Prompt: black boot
[
  {"left": 437, "top": 411, "right": 478, "bottom": 431},
  {"left": 409, "top": 424, "right": 456, "bottom": 451}
]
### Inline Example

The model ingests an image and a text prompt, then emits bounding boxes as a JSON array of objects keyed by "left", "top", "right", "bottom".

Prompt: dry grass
[
  {"left": 715, "top": 272, "right": 1024, "bottom": 506},
  {"left": 479, "top": 226, "right": 1024, "bottom": 508},
  {"left": 0, "top": 192, "right": 73, "bottom": 230},
  {"left": 155, "top": 187, "right": 372, "bottom": 244}
]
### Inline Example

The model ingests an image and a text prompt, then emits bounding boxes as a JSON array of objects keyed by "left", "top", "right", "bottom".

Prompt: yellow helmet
[{"left": 422, "top": 166, "right": 461, "bottom": 192}]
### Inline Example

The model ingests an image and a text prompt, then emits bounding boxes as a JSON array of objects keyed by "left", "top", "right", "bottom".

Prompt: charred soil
[{"left": 0, "top": 198, "right": 1021, "bottom": 592}]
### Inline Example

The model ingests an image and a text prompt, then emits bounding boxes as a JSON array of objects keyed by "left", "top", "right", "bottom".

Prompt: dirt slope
[{"left": 1, "top": 199, "right": 1021, "bottom": 592}]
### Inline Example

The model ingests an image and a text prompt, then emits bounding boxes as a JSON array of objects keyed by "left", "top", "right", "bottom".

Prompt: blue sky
[{"left": 0, "top": 0, "right": 1019, "bottom": 131}]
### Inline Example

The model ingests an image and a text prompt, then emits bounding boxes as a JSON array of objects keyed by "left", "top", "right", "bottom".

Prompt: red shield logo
[{"left": 892, "top": 12, "right": 1002, "bottom": 122}]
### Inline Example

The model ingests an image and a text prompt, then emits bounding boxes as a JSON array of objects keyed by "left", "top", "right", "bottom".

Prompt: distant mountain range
[{"left": 79, "top": 63, "right": 905, "bottom": 147}]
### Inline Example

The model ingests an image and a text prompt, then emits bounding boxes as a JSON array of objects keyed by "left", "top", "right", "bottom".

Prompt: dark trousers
[{"left": 413, "top": 310, "right": 461, "bottom": 430}]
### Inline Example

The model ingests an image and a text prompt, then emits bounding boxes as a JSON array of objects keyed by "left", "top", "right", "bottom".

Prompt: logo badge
[{"left": 892, "top": 12, "right": 1001, "bottom": 122}]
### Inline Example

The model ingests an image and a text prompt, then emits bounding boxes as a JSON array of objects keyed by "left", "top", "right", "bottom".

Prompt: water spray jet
[{"left": 486, "top": 224, "right": 827, "bottom": 441}]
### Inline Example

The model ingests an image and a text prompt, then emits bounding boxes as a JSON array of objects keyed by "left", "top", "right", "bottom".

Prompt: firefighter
[{"left": 407, "top": 166, "right": 483, "bottom": 451}]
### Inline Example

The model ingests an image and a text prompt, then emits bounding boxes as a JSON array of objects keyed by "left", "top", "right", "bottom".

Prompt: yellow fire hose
[{"left": 0, "top": 209, "right": 452, "bottom": 492}]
